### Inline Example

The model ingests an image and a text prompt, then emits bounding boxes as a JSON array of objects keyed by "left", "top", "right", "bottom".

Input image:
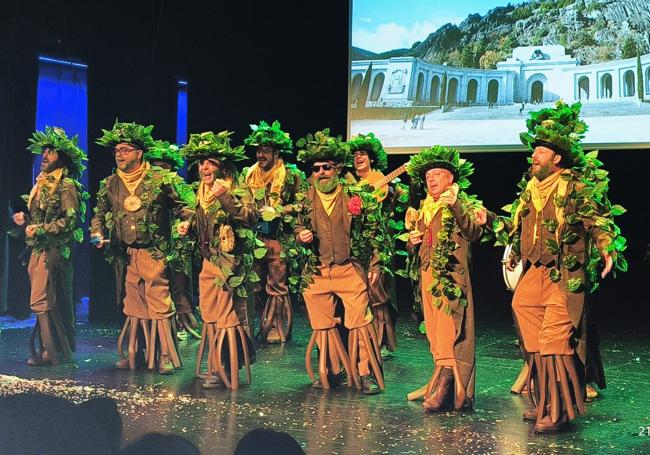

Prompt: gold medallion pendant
[{"left": 124, "top": 194, "right": 143, "bottom": 212}]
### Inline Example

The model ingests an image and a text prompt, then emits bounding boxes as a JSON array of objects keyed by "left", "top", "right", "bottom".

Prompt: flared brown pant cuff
[
  {"left": 348, "top": 324, "right": 385, "bottom": 391},
  {"left": 31, "top": 311, "right": 73, "bottom": 366},
  {"left": 371, "top": 304, "right": 397, "bottom": 352},
  {"left": 196, "top": 322, "right": 252, "bottom": 390},
  {"left": 306, "top": 327, "right": 359, "bottom": 389},
  {"left": 533, "top": 353, "right": 586, "bottom": 423},
  {"left": 258, "top": 295, "right": 293, "bottom": 343}
]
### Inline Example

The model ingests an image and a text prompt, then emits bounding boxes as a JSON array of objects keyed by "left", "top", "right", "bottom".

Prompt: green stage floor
[{"left": 1, "top": 316, "right": 649, "bottom": 454}]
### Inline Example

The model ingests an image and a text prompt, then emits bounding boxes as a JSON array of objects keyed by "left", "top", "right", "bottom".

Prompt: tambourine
[{"left": 501, "top": 243, "right": 523, "bottom": 292}]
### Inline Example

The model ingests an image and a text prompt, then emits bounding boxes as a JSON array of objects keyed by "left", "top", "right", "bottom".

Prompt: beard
[
  {"left": 532, "top": 162, "right": 553, "bottom": 181},
  {"left": 42, "top": 159, "right": 63, "bottom": 173},
  {"left": 314, "top": 176, "right": 339, "bottom": 193},
  {"left": 121, "top": 158, "right": 142, "bottom": 172}
]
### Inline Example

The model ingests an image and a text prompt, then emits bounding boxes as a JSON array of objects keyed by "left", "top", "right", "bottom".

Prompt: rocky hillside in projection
[{"left": 354, "top": 0, "right": 650, "bottom": 68}]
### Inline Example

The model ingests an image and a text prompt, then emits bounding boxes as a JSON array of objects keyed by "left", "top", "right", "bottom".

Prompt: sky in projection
[{"left": 352, "top": 0, "right": 516, "bottom": 53}]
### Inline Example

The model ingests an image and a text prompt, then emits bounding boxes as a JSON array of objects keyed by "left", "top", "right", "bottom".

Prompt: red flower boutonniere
[{"left": 347, "top": 195, "right": 363, "bottom": 216}]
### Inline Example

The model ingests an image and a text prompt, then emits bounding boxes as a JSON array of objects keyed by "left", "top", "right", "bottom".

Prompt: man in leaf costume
[
  {"left": 493, "top": 101, "right": 626, "bottom": 433},
  {"left": 405, "top": 146, "right": 485, "bottom": 412},
  {"left": 243, "top": 120, "right": 304, "bottom": 343},
  {"left": 179, "top": 131, "right": 258, "bottom": 390},
  {"left": 347, "top": 132, "right": 406, "bottom": 358},
  {"left": 91, "top": 121, "right": 193, "bottom": 375},
  {"left": 294, "top": 129, "right": 386, "bottom": 395},
  {"left": 145, "top": 140, "right": 200, "bottom": 338},
  {"left": 12, "top": 127, "right": 88, "bottom": 365}
]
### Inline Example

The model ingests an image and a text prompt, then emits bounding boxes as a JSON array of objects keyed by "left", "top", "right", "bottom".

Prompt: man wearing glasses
[
  {"left": 91, "top": 121, "right": 193, "bottom": 375},
  {"left": 294, "top": 129, "right": 385, "bottom": 395}
]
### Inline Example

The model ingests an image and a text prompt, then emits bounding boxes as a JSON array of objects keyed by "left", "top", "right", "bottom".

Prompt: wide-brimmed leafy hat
[
  {"left": 296, "top": 129, "right": 350, "bottom": 166},
  {"left": 28, "top": 126, "right": 88, "bottom": 179},
  {"left": 179, "top": 131, "right": 246, "bottom": 167},
  {"left": 96, "top": 120, "right": 156, "bottom": 152},
  {"left": 406, "top": 145, "right": 473, "bottom": 190},
  {"left": 145, "top": 140, "right": 185, "bottom": 170},
  {"left": 520, "top": 100, "right": 587, "bottom": 168},
  {"left": 346, "top": 132, "right": 387, "bottom": 171},
  {"left": 244, "top": 120, "right": 293, "bottom": 156}
]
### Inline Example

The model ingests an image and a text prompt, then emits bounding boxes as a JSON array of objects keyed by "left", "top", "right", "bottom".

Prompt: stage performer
[
  {"left": 294, "top": 129, "right": 386, "bottom": 395},
  {"left": 12, "top": 127, "right": 87, "bottom": 365},
  {"left": 179, "top": 131, "right": 258, "bottom": 390},
  {"left": 491, "top": 101, "right": 626, "bottom": 433},
  {"left": 347, "top": 133, "right": 408, "bottom": 358},
  {"left": 404, "top": 146, "right": 485, "bottom": 412},
  {"left": 145, "top": 140, "right": 200, "bottom": 339},
  {"left": 242, "top": 120, "right": 304, "bottom": 343},
  {"left": 91, "top": 121, "right": 193, "bottom": 375}
]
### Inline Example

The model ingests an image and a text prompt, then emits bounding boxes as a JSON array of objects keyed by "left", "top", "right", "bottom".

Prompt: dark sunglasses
[{"left": 312, "top": 164, "right": 335, "bottom": 173}]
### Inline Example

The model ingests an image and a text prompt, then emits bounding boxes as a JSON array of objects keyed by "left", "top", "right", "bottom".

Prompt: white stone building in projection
[{"left": 350, "top": 45, "right": 650, "bottom": 107}]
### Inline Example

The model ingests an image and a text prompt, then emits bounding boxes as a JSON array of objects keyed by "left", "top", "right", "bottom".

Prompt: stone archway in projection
[
  {"left": 369, "top": 73, "right": 385, "bottom": 101},
  {"left": 600, "top": 73, "right": 612, "bottom": 99},
  {"left": 447, "top": 77, "right": 459, "bottom": 104},
  {"left": 527, "top": 73, "right": 547, "bottom": 103},
  {"left": 467, "top": 79, "right": 478, "bottom": 103},
  {"left": 415, "top": 73, "right": 425, "bottom": 102},
  {"left": 623, "top": 70, "right": 635, "bottom": 97},
  {"left": 531, "top": 81, "right": 543, "bottom": 103},
  {"left": 430, "top": 75, "right": 440, "bottom": 104},
  {"left": 350, "top": 73, "right": 362, "bottom": 103},
  {"left": 487, "top": 79, "right": 499, "bottom": 104},
  {"left": 578, "top": 76, "right": 589, "bottom": 100}
]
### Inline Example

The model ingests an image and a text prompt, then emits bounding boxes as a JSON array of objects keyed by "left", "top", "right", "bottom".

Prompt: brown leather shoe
[
  {"left": 266, "top": 326, "right": 281, "bottom": 343},
  {"left": 522, "top": 407, "right": 537, "bottom": 422},
  {"left": 158, "top": 355, "right": 175, "bottom": 375},
  {"left": 115, "top": 358, "right": 130, "bottom": 370},
  {"left": 534, "top": 414, "right": 568, "bottom": 433},
  {"left": 27, "top": 352, "right": 49, "bottom": 366},
  {"left": 312, "top": 371, "right": 347, "bottom": 389},
  {"left": 423, "top": 369, "right": 454, "bottom": 412},
  {"left": 202, "top": 374, "right": 225, "bottom": 389},
  {"left": 361, "top": 375, "right": 381, "bottom": 395}
]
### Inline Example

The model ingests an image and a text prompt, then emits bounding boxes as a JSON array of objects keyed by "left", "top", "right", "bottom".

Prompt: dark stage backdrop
[{"left": 1, "top": 1, "right": 648, "bottom": 325}]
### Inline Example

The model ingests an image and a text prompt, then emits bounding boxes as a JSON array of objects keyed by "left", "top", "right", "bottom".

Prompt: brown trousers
[
  {"left": 171, "top": 270, "right": 193, "bottom": 314},
  {"left": 420, "top": 267, "right": 457, "bottom": 367},
  {"left": 512, "top": 264, "right": 574, "bottom": 355},
  {"left": 198, "top": 259, "right": 246, "bottom": 328},
  {"left": 255, "top": 238, "right": 288, "bottom": 296},
  {"left": 303, "top": 262, "right": 373, "bottom": 375},
  {"left": 28, "top": 250, "right": 75, "bottom": 345},
  {"left": 122, "top": 248, "right": 175, "bottom": 320}
]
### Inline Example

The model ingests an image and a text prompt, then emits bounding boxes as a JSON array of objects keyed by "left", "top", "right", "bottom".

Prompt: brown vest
[
  {"left": 520, "top": 190, "right": 558, "bottom": 266},
  {"left": 313, "top": 191, "right": 350, "bottom": 266}
]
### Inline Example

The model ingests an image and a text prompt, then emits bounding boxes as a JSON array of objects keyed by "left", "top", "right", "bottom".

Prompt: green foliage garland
[
  {"left": 28, "top": 126, "right": 88, "bottom": 180},
  {"left": 346, "top": 132, "right": 388, "bottom": 171},
  {"left": 244, "top": 120, "right": 293, "bottom": 155},
  {"left": 96, "top": 121, "right": 156, "bottom": 152}
]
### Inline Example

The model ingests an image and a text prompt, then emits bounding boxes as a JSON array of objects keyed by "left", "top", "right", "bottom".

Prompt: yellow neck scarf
[
  {"left": 412, "top": 183, "right": 458, "bottom": 227},
  {"left": 116, "top": 161, "right": 150, "bottom": 195},
  {"left": 197, "top": 181, "right": 217, "bottom": 211},
  {"left": 511, "top": 169, "right": 570, "bottom": 242},
  {"left": 316, "top": 185, "right": 342, "bottom": 216},
  {"left": 197, "top": 179, "right": 232, "bottom": 211},
  {"left": 245, "top": 159, "right": 286, "bottom": 206},
  {"left": 29, "top": 167, "right": 65, "bottom": 209}
]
